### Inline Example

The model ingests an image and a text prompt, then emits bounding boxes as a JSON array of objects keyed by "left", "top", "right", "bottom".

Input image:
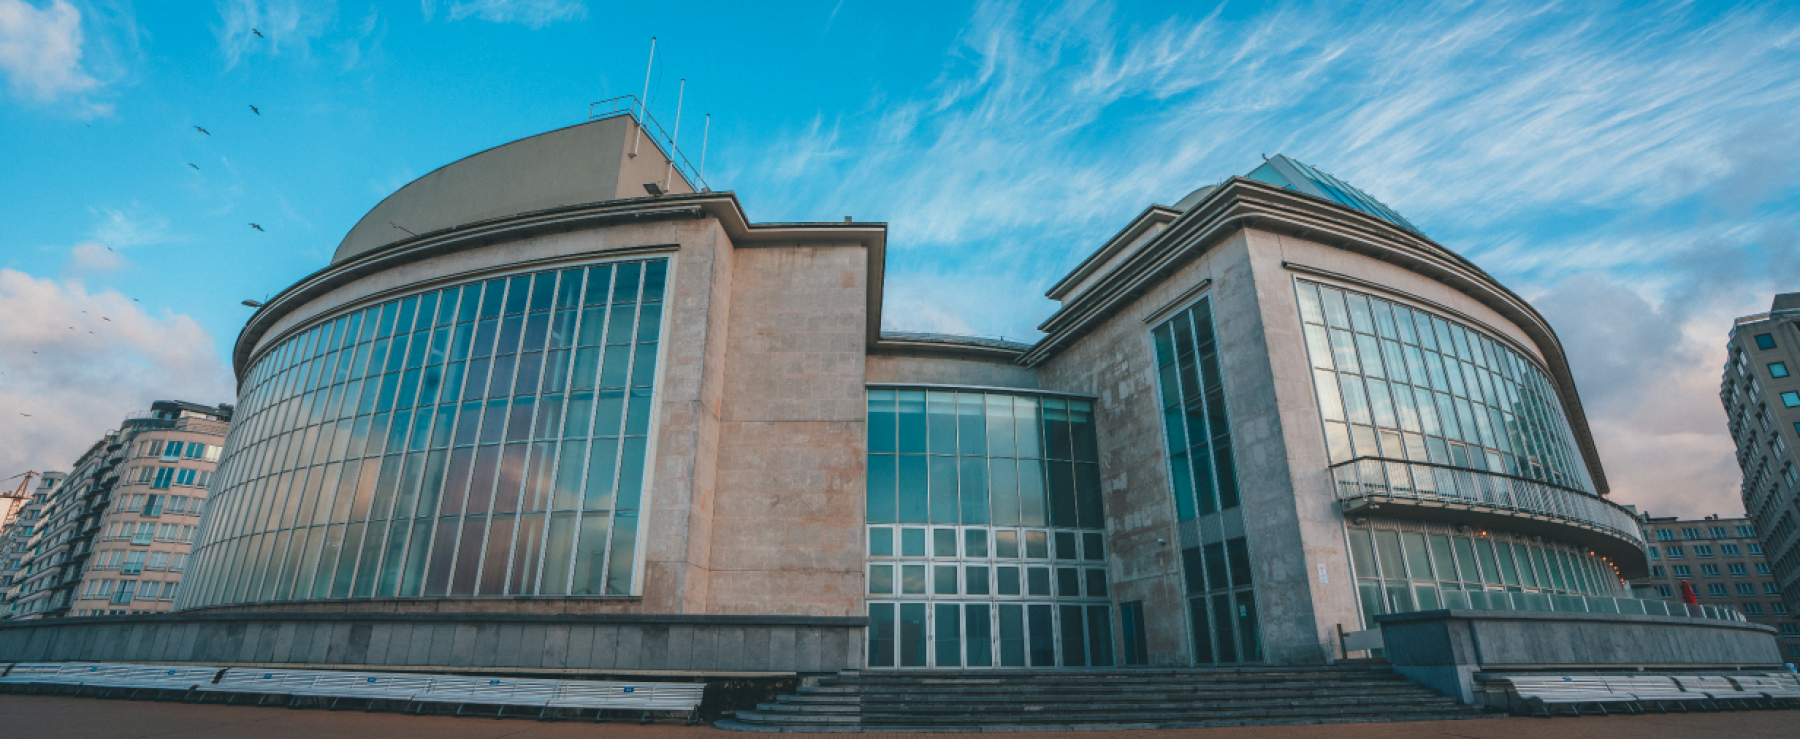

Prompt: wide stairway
[{"left": 718, "top": 665, "right": 1486, "bottom": 732}]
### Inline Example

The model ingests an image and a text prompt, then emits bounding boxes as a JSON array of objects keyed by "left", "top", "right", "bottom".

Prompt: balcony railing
[
  {"left": 1330, "top": 457, "right": 1646, "bottom": 550},
  {"left": 588, "top": 95, "right": 711, "bottom": 193}
]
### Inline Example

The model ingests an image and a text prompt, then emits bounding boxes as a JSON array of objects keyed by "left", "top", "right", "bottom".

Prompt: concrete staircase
[{"left": 717, "top": 665, "right": 1488, "bottom": 732}]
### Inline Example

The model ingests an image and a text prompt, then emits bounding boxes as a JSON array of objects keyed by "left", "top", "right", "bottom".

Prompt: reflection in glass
[{"left": 182, "top": 258, "right": 670, "bottom": 609}]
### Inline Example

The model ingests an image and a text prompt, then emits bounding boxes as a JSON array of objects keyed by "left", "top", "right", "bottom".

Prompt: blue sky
[{"left": 2, "top": 0, "right": 1797, "bottom": 519}]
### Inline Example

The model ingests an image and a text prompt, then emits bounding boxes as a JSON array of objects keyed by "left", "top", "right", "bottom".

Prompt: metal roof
[{"left": 1245, "top": 154, "right": 1425, "bottom": 236}]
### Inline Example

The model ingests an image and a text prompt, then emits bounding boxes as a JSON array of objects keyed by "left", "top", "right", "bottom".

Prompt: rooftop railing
[
  {"left": 588, "top": 95, "right": 711, "bottom": 194},
  {"left": 1331, "top": 456, "right": 1646, "bottom": 550}
]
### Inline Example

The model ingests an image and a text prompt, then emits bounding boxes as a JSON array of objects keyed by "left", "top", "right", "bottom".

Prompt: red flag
[{"left": 1679, "top": 580, "right": 1700, "bottom": 605}]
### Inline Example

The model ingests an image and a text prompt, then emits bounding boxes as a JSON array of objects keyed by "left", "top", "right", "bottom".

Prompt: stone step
[
  {"left": 728, "top": 705, "right": 1481, "bottom": 729},
  {"left": 777, "top": 693, "right": 860, "bottom": 704},
  {"left": 841, "top": 678, "right": 1418, "bottom": 691},
  {"left": 852, "top": 706, "right": 1481, "bottom": 724},
  {"left": 855, "top": 697, "right": 1465, "bottom": 715},
  {"left": 825, "top": 674, "right": 1412, "bottom": 687},
  {"left": 852, "top": 690, "right": 1449, "bottom": 705},
  {"left": 758, "top": 702, "right": 862, "bottom": 714},
  {"left": 716, "top": 666, "right": 1480, "bottom": 733}
]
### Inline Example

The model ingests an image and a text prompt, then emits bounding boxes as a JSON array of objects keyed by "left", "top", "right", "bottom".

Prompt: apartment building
[
  {"left": 1632, "top": 512, "right": 1800, "bottom": 660},
  {"left": 1723, "top": 293, "right": 1800, "bottom": 612},
  {"left": 1, "top": 401, "right": 231, "bottom": 619},
  {"left": 0, "top": 473, "right": 64, "bottom": 609}
]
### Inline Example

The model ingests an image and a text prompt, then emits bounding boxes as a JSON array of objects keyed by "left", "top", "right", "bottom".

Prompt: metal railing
[
  {"left": 1435, "top": 587, "right": 1744, "bottom": 622},
  {"left": 588, "top": 95, "right": 710, "bottom": 193},
  {"left": 1330, "top": 456, "right": 1646, "bottom": 548}
]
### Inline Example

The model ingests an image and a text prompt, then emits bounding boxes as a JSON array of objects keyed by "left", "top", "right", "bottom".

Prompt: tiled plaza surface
[{"left": 1, "top": 694, "right": 1793, "bottom": 738}]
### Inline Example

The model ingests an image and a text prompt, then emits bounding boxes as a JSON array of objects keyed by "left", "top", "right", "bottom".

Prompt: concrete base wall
[
  {"left": 0, "top": 613, "right": 865, "bottom": 675},
  {"left": 1376, "top": 609, "right": 1784, "bottom": 702}
]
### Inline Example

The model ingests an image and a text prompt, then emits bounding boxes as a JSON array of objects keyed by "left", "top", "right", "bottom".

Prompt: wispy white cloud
[
  {"left": 214, "top": 0, "right": 337, "bottom": 70},
  {"left": 64, "top": 241, "right": 125, "bottom": 272},
  {"left": 0, "top": 269, "right": 235, "bottom": 480},
  {"left": 730, "top": 0, "right": 1800, "bottom": 516},
  {"left": 333, "top": 8, "right": 384, "bottom": 72},
  {"left": 0, "top": 0, "right": 110, "bottom": 112},
  {"left": 425, "top": 0, "right": 586, "bottom": 28},
  {"left": 88, "top": 204, "right": 174, "bottom": 248}
]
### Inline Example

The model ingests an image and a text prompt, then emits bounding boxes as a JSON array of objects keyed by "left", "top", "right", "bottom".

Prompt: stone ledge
[
  {"left": 1374, "top": 608, "right": 1775, "bottom": 633},
  {"left": 0, "top": 612, "right": 871, "bottom": 629}
]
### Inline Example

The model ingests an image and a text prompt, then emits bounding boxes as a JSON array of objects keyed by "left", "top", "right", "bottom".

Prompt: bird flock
[
  {"left": 190, "top": 28, "right": 272, "bottom": 237},
  {"left": 4, "top": 28, "right": 276, "bottom": 421}
]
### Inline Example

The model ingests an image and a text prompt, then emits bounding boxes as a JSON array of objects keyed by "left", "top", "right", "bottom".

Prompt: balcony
[{"left": 1331, "top": 457, "right": 1649, "bottom": 577}]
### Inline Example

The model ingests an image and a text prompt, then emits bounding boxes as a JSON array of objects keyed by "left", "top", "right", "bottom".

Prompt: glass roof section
[{"left": 1245, "top": 155, "right": 1424, "bottom": 236}]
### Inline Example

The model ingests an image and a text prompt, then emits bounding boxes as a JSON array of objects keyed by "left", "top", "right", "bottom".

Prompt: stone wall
[
  {"left": 706, "top": 245, "right": 868, "bottom": 616},
  {"left": 0, "top": 612, "right": 865, "bottom": 675},
  {"left": 1377, "top": 609, "right": 1784, "bottom": 702}
]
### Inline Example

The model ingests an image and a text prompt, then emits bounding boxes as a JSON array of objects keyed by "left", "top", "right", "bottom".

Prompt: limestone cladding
[
  {"left": 706, "top": 245, "right": 868, "bottom": 616},
  {"left": 865, "top": 353, "right": 1040, "bottom": 390},
  {"left": 1035, "top": 230, "right": 1254, "bottom": 667},
  {"left": 1033, "top": 224, "right": 1572, "bottom": 667}
]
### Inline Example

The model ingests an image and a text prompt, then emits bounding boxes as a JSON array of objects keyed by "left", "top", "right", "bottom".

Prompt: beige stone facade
[{"left": 179, "top": 122, "right": 1652, "bottom": 672}]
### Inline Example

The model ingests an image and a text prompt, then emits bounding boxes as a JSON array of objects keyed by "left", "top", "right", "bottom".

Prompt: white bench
[
  {"left": 0, "top": 663, "right": 706, "bottom": 723},
  {"left": 1495, "top": 675, "right": 1639, "bottom": 716},
  {"left": 1600, "top": 675, "right": 1702, "bottom": 713},
  {"left": 542, "top": 680, "right": 707, "bottom": 723},
  {"left": 199, "top": 668, "right": 319, "bottom": 705},
  {"left": 1730, "top": 674, "right": 1800, "bottom": 708},
  {"left": 1669, "top": 675, "right": 1749, "bottom": 710},
  {"left": 287, "top": 671, "right": 435, "bottom": 709},
  {"left": 0, "top": 663, "right": 79, "bottom": 685}
]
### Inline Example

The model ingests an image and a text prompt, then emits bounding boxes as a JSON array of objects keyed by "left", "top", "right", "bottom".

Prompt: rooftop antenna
[
  {"left": 631, "top": 37, "right": 656, "bottom": 158},
  {"left": 699, "top": 113, "right": 711, "bottom": 191},
  {"left": 664, "top": 78, "right": 685, "bottom": 191}
]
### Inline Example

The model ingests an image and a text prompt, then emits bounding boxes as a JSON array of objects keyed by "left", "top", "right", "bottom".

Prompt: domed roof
[{"left": 332, "top": 115, "right": 693, "bottom": 264}]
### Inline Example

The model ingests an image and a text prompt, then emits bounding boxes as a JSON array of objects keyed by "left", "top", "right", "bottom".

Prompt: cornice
[
  {"left": 232, "top": 192, "right": 887, "bottom": 383},
  {"left": 1020, "top": 177, "right": 1610, "bottom": 496}
]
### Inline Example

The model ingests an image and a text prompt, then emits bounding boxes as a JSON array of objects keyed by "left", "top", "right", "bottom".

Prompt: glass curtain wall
[
  {"left": 179, "top": 258, "right": 668, "bottom": 609},
  {"left": 1346, "top": 520, "right": 1638, "bottom": 625},
  {"left": 1152, "top": 297, "right": 1260, "bottom": 664},
  {"left": 865, "top": 388, "right": 1113, "bottom": 668},
  {"left": 1293, "top": 279, "right": 1595, "bottom": 492}
]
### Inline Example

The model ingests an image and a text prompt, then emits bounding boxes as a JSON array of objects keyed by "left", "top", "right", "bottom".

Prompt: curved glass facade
[
  {"left": 1346, "top": 519, "right": 1635, "bottom": 627},
  {"left": 1294, "top": 280, "right": 1596, "bottom": 492},
  {"left": 864, "top": 388, "right": 1113, "bottom": 668},
  {"left": 180, "top": 257, "right": 669, "bottom": 609}
]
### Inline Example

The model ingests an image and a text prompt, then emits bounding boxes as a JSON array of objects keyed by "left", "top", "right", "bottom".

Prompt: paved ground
[{"left": 1, "top": 695, "right": 1794, "bottom": 739}]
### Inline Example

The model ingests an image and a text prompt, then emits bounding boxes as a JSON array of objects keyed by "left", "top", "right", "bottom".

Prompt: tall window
[
  {"left": 181, "top": 258, "right": 669, "bottom": 608},
  {"left": 865, "top": 388, "right": 1112, "bottom": 669},
  {"left": 1151, "top": 297, "right": 1258, "bottom": 664},
  {"left": 1293, "top": 280, "right": 1594, "bottom": 491}
]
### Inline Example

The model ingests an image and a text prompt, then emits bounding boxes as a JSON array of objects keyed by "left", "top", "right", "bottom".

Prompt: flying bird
[
  {"left": 250, "top": 223, "right": 264, "bottom": 232},
  {"left": 189, "top": 163, "right": 199, "bottom": 170},
  {"left": 18, "top": 414, "right": 30, "bottom": 417},
  {"left": 253, "top": 28, "right": 264, "bottom": 38},
  {"left": 195, "top": 126, "right": 210, "bottom": 136},
  {"left": 249, "top": 105, "right": 260, "bottom": 115}
]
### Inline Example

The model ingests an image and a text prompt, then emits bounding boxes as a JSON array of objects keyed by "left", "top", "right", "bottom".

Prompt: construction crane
[
  {"left": 1, "top": 471, "right": 39, "bottom": 528},
  {"left": 2, "top": 471, "right": 38, "bottom": 500}
]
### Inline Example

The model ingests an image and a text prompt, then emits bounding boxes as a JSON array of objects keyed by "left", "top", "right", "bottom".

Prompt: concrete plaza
[{"left": 1, "top": 694, "right": 1791, "bottom": 739}]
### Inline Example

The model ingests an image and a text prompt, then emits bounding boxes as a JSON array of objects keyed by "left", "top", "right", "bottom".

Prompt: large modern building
[
  {"left": 0, "top": 472, "right": 63, "bottom": 608},
  {"left": 1631, "top": 512, "right": 1799, "bottom": 659},
  {"left": 1724, "top": 293, "right": 1800, "bottom": 613},
  {"left": 2, "top": 401, "right": 230, "bottom": 619},
  {"left": 147, "top": 111, "right": 1693, "bottom": 673}
]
